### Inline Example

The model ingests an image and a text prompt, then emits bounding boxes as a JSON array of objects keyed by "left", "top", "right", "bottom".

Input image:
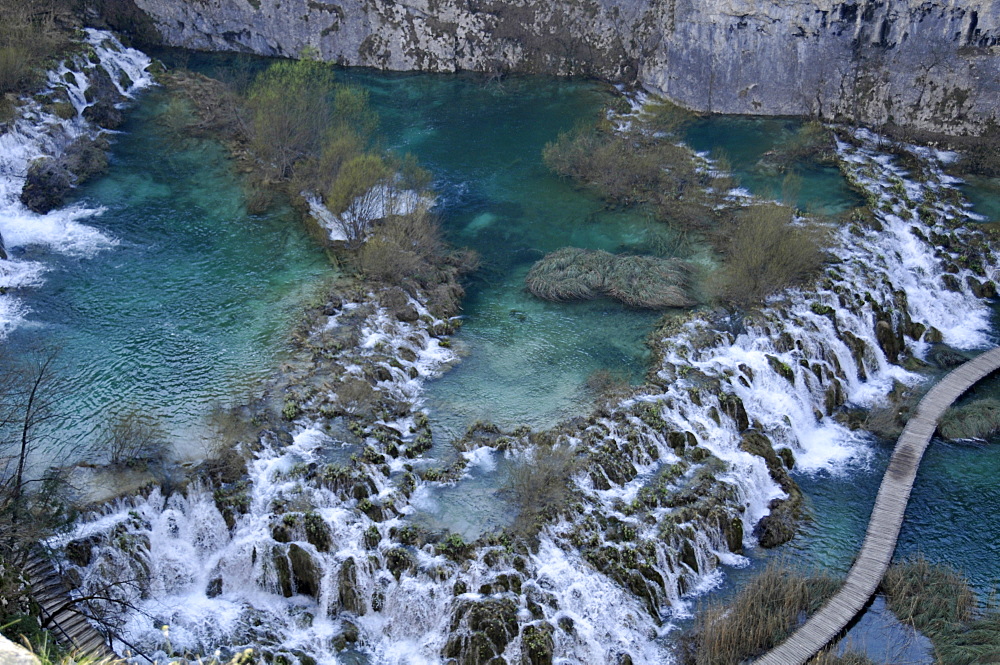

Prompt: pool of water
[
  {"left": 339, "top": 72, "right": 665, "bottom": 434},
  {"left": 7, "top": 88, "right": 330, "bottom": 462},
  {"left": 684, "top": 115, "right": 865, "bottom": 215}
]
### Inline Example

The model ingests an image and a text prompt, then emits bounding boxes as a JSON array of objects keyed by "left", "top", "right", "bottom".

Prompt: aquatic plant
[
  {"left": 677, "top": 561, "right": 839, "bottom": 665},
  {"left": 938, "top": 398, "right": 1000, "bottom": 440},
  {"left": 882, "top": 556, "right": 1000, "bottom": 665},
  {"left": 525, "top": 247, "right": 693, "bottom": 308}
]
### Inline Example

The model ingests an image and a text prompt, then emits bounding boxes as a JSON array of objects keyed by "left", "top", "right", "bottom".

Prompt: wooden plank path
[
  {"left": 24, "top": 552, "right": 115, "bottom": 660},
  {"left": 757, "top": 346, "right": 1000, "bottom": 665}
]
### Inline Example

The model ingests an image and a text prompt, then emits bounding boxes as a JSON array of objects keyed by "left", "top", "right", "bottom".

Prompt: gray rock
[
  {"left": 132, "top": 0, "right": 1000, "bottom": 135},
  {"left": 21, "top": 158, "right": 72, "bottom": 213}
]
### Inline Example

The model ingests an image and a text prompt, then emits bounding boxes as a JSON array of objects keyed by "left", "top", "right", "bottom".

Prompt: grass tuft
[
  {"left": 678, "top": 561, "right": 839, "bottom": 665},
  {"left": 938, "top": 398, "right": 1000, "bottom": 440}
]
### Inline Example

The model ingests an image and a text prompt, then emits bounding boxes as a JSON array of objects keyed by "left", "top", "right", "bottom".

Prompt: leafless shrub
[
  {"left": 712, "top": 203, "right": 827, "bottom": 308},
  {"left": 100, "top": 409, "right": 168, "bottom": 468}
]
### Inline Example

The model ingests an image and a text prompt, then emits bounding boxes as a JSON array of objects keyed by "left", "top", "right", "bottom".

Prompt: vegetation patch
[
  {"left": 938, "top": 397, "right": 1000, "bottom": 440},
  {"left": 882, "top": 556, "right": 1000, "bottom": 665},
  {"left": 677, "top": 561, "right": 839, "bottom": 665},
  {"left": 526, "top": 247, "right": 693, "bottom": 308}
]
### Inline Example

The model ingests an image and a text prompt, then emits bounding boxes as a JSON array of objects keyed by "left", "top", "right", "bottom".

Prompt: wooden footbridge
[
  {"left": 24, "top": 552, "right": 115, "bottom": 660},
  {"left": 757, "top": 346, "right": 1000, "bottom": 665}
]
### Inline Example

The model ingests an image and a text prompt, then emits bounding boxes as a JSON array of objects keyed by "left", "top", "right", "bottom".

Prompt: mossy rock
[
  {"left": 753, "top": 499, "right": 799, "bottom": 548},
  {"left": 444, "top": 597, "right": 519, "bottom": 664},
  {"left": 718, "top": 393, "right": 749, "bottom": 431},
  {"left": 288, "top": 543, "right": 321, "bottom": 599},
  {"left": 338, "top": 557, "right": 365, "bottom": 615},
  {"left": 20, "top": 158, "right": 71, "bottom": 213},
  {"left": 520, "top": 622, "right": 555, "bottom": 665},
  {"left": 875, "top": 319, "right": 902, "bottom": 364},
  {"left": 385, "top": 547, "right": 415, "bottom": 580},
  {"left": 766, "top": 354, "right": 794, "bottom": 383}
]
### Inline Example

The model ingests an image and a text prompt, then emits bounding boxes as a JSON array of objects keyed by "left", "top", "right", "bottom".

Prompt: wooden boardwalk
[
  {"left": 757, "top": 346, "right": 1000, "bottom": 665},
  {"left": 24, "top": 553, "right": 115, "bottom": 660}
]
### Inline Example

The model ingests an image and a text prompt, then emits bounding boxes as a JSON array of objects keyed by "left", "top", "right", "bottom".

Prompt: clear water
[
  {"left": 684, "top": 115, "right": 865, "bottom": 215},
  {"left": 7, "top": 88, "right": 329, "bottom": 461},
  {"left": 337, "top": 72, "right": 665, "bottom": 434},
  {"left": 15, "top": 46, "right": 1000, "bottom": 662}
]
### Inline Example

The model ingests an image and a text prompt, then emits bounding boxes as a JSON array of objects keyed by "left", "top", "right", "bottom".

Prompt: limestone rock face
[
  {"left": 132, "top": 0, "right": 999, "bottom": 134},
  {"left": 0, "top": 635, "right": 39, "bottom": 665}
]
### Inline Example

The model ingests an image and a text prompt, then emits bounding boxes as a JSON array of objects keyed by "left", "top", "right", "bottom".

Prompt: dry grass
[
  {"left": 881, "top": 556, "right": 1000, "bottom": 665},
  {"left": 678, "top": 561, "right": 839, "bottom": 665},
  {"left": 882, "top": 556, "right": 975, "bottom": 631},
  {"left": 0, "top": 0, "right": 71, "bottom": 100},
  {"left": 938, "top": 398, "right": 1000, "bottom": 440},
  {"left": 525, "top": 247, "right": 693, "bottom": 309}
]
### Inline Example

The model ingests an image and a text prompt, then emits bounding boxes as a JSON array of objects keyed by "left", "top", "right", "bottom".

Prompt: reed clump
[
  {"left": 881, "top": 556, "right": 1000, "bottom": 665},
  {"left": 938, "top": 398, "right": 1000, "bottom": 440},
  {"left": 677, "top": 561, "right": 839, "bottom": 665},
  {"left": 526, "top": 248, "right": 693, "bottom": 309}
]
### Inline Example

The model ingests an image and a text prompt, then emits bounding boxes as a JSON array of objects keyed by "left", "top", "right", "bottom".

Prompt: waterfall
[
  {"left": 0, "top": 29, "right": 153, "bottom": 338},
  {"left": 52, "top": 125, "right": 997, "bottom": 664}
]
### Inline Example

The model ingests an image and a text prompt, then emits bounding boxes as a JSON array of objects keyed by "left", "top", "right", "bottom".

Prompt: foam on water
[{"left": 0, "top": 30, "right": 152, "bottom": 337}]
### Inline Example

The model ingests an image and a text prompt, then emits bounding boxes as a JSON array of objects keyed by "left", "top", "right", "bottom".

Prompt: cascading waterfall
[
  {"left": 51, "top": 116, "right": 997, "bottom": 665},
  {"left": 0, "top": 29, "right": 152, "bottom": 337}
]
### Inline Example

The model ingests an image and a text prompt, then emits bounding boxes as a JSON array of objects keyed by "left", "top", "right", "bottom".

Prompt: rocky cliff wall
[{"left": 131, "top": 0, "right": 999, "bottom": 134}]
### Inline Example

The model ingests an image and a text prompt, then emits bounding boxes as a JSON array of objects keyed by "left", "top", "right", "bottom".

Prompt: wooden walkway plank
[
  {"left": 755, "top": 347, "right": 1000, "bottom": 665},
  {"left": 25, "top": 552, "right": 115, "bottom": 661}
]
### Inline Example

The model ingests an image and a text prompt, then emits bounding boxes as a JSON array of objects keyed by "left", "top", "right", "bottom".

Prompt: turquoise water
[
  {"left": 685, "top": 115, "right": 865, "bottom": 215},
  {"left": 340, "top": 72, "right": 665, "bottom": 434},
  {"left": 14, "top": 47, "right": 1000, "bottom": 654},
  {"left": 7, "top": 88, "right": 329, "bottom": 461}
]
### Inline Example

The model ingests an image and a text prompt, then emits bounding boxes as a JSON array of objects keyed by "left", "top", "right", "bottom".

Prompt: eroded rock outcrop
[{"left": 131, "top": 0, "right": 1000, "bottom": 133}]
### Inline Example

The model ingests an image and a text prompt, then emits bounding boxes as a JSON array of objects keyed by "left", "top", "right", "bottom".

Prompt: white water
[
  {"left": 0, "top": 29, "right": 152, "bottom": 336},
  {"left": 54, "top": 124, "right": 997, "bottom": 664}
]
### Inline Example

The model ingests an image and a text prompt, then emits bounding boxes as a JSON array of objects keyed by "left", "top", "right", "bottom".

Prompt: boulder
[
  {"left": 20, "top": 158, "right": 71, "bottom": 213},
  {"left": 288, "top": 543, "right": 321, "bottom": 599},
  {"left": 520, "top": 623, "right": 555, "bottom": 665},
  {"left": 338, "top": 557, "right": 366, "bottom": 615},
  {"left": 443, "top": 597, "right": 519, "bottom": 665}
]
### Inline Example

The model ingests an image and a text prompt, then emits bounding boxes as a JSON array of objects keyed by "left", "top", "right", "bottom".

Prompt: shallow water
[{"left": 6, "top": 88, "right": 329, "bottom": 461}]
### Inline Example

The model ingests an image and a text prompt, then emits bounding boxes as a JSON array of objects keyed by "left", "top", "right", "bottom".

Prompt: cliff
[{"left": 130, "top": 0, "right": 999, "bottom": 133}]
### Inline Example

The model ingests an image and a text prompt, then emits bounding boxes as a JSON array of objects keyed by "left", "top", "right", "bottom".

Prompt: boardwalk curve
[{"left": 757, "top": 346, "right": 1000, "bottom": 665}]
